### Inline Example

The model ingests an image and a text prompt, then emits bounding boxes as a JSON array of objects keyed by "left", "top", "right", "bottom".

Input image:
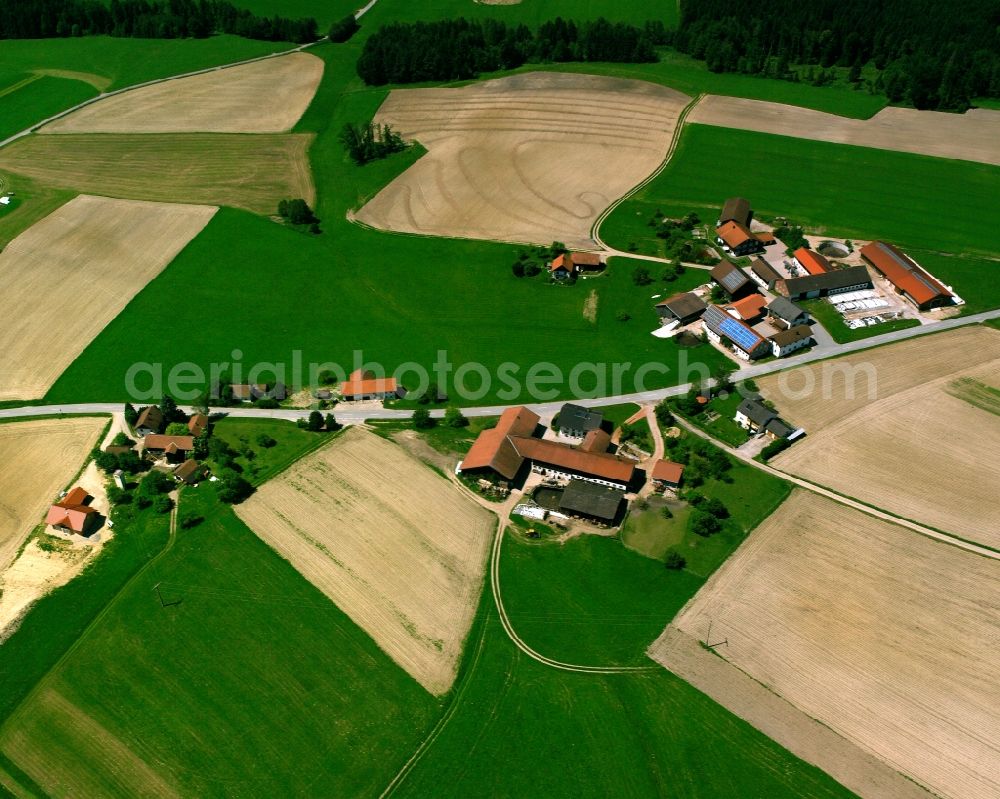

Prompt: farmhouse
[
  {"left": 717, "top": 196, "right": 752, "bottom": 227},
  {"left": 650, "top": 459, "right": 684, "bottom": 489},
  {"left": 558, "top": 479, "right": 625, "bottom": 524},
  {"left": 187, "top": 413, "right": 208, "bottom": 437},
  {"left": 715, "top": 220, "right": 764, "bottom": 256},
  {"left": 734, "top": 398, "right": 795, "bottom": 439},
  {"left": 750, "top": 257, "right": 782, "bottom": 290},
  {"left": 45, "top": 487, "right": 100, "bottom": 537},
  {"left": 769, "top": 324, "right": 813, "bottom": 357},
  {"left": 702, "top": 306, "right": 770, "bottom": 360},
  {"left": 549, "top": 251, "right": 603, "bottom": 280},
  {"left": 340, "top": 369, "right": 401, "bottom": 401},
  {"left": 459, "top": 407, "right": 635, "bottom": 489},
  {"left": 777, "top": 265, "right": 873, "bottom": 300},
  {"left": 860, "top": 240, "right": 955, "bottom": 310},
  {"left": 655, "top": 292, "right": 707, "bottom": 324},
  {"left": 710, "top": 262, "right": 756, "bottom": 299},
  {"left": 143, "top": 434, "right": 195, "bottom": 463},
  {"left": 724, "top": 293, "right": 767, "bottom": 323},
  {"left": 557, "top": 403, "right": 603, "bottom": 438},
  {"left": 134, "top": 405, "right": 163, "bottom": 436},
  {"left": 231, "top": 383, "right": 266, "bottom": 403},
  {"left": 173, "top": 459, "right": 206, "bottom": 485},
  {"left": 767, "top": 297, "right": 809, "bottom": 329},
  {"left": 793, "top": 247, "right": 832, "bottom": 276}
]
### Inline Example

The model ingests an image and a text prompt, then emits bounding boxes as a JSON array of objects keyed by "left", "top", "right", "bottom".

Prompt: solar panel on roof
[
  {"left": 719, "top": 317, "right": 762, "bottom": 351},
  {"left": 721, "top": 270, "right": 746, "bottom": 291}
]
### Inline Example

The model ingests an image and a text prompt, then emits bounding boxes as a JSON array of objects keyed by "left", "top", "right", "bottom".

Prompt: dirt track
[
  {"left": 355, "top": 72, "right": 689, "bottom": 248},
  {"left": 665, "top": 491, "right": 1000, "bottom": 799},
  {"left": 236, "top": 427, "right": 495, "bottom": 694},
  {"left": 688, "top": 96, "right": 1000, "bottom": 165},
  {"left": 42, "top": 53, "right": 323, "bottom": 134},
  {"left": 759, "top": 326, "right": 1000, "bottom": 547},
  {"left": 0, "top": 417, "right": 105, "bottom": 572},
  {"left": 0, "top": 195, "right": 216, "bottom": 401}
]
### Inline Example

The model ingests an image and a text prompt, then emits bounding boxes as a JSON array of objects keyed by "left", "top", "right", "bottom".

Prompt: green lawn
[
  {"left": 602, "top": 125, "right": 1000, "bottom": 283},
  {"left": 802, "top": 298, "right": 922, "bottom": 343},
  {"left": 0, "top": 486, "right": 438, "bottom": 797},
  {"left": 678, "top": 389, "right": 749, "bottom": 447},
  {"left": 0, "top": 74, "right": 98, "bottom": 140},
  {"left": 621, "top": 496, "right": 691, "bottom": 560},
  {"left": 207, "top": 417, "right": 329, "bottom": 484}
]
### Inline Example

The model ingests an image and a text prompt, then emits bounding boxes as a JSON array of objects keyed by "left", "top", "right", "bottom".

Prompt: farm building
[
  {"left": 558, "top": 479, "right": 625, "bottom": 524},
  {"left": 766, "top": 297, "right": 809, "bottom": 329},
  {"left": 459, "top": 406, "right": 635, "bottom": 489},
  {"left": 750, "top": 258, "right": 781, "bottom": 290},
  {"left": 143, "top": 434, "right": 195, "bottom": 463},
  {"left": 650, "top": 459, "right": 685, "bottom": 489},
  {"left": 793, "top": 247, "right": 832, "bottom": 276},
  {"left": 717, "top": 197, "right": 752, "bottom": 227},
  {"left": 187, "top": 413, "right": 208, "bottom": 437},
  {"left": 655, "top": 292, "right": 707, "bottom": 324},
  {"left": 860, "top": 241, "right": 955, "bottom": 310},
  {"left": 769, "top": 324, "right": 813, "bottom": 357},
  {"left": 753, "top": 230, "right": 776, "bottom": 246},
  {"left": 702, "top": 306, "right": 770, "bottom": 360},
  {"left": 231, "top": 383, "right": 266, "bottom": 403},
  {"left": 724, "top": 294, "right": 767, "bottom": 323},
  {"left": 557, "top": 403, "right": 603, "bottom": 438},
  {"left": 549, "top": 252, "right": 603, "bottom": 280},
  {"left": 45, "top": 486, "right": 100, "bottom": 537},
  {"left": 340, "top": 369, "right": 401, "bottom": 401},
  {"left": 710, "top": 262, "right": 756, "bottom": 299},
  {"left": 776, "top": 265, "right": 873, "bottom": 300},
  {"left": 173, "top": 459, "right": 206, "bottom": 485},
  {"left": 578, "top": 428, "right": 611, "bottom": 453},
  {"left": 734, "top": 398, "right": 795, "bottom": 439},
  {"left": 715, "top": 220, "right": 764, "bottom": 256},
  {"left": 134, "top": 405, "right": 163, "bottom": 436}
]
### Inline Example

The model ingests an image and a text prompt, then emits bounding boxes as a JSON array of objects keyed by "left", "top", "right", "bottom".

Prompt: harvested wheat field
[
  {"left": 43, "top": 53, "right": 323, "bottom": 134},
  {"left": 758, "top": 326, "right": 1000, "bottom": 546},
  {"left": 663, "top": 491, "right": 1000, "bottom": 799},
  {"left": 235, "top": 426, "right": 496, "bottom": 694},
  {"left": 688, "top": 96, "right": 1000, "bottom": 165},
  {"left": 0, "top": 417, "right": 105, "bottom": 571},
  {"left": 0, "top": 133, "right": 313, "bottom": 213},
  {"left": 355, "top": 72, "right": 689, "bottom": 248},
  {"left": 0, "top": 195, "right": 216, "bottom": 400}
]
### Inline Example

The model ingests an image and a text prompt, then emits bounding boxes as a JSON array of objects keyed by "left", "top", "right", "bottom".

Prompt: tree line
[
  {"left": 340, "top": 121, "right": 406, "bottom": 165},
  {"left": 673, "top": 0, "right": 1000, "bottom": 110},
  {"left": 0, "top": 0, "right": 318, "bottom": 43},
  {"left": 357, "top": 17, "right": 667, "bottom": 85}
]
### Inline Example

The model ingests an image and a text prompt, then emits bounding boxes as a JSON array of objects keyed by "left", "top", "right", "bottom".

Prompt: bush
[
  {"left": 761, "top": 438, "right": 792, "bottom": 461},
  {"left": 152, "top": 494, "right": 174, "bottom": 514},
  {"left": 217, "top": 471, "right": 254, "bottom": 504},
  {"left": 523, "top": 261, "right": 541, "bottom": 277},
  {"left": 325, "top": 413, "right": 341, "bottom": 432},
  {"left": 616, "top": 311, "right": 631, "bottom": 322},
  {"left": 124, "top": 403, "right": 138, "bottom": 426},
  {"left": 660, "top": 505, "right": 673, "bottom": 519},
  {"left": 689, "top": 509, "right": 722, "bottom": 537},
  {"left": 632, "top": 266, "right": 652, "bottom": 286},
  {"left": 444, "top": 406, "right": 469, "bottom": 428},
  {"left": 255, "top": 397, "right": 279, "bottom": 409},
  {"left": 111, "top": 431, "right": 133, "bottom": 447},
  {"left": 179, "top": 512, "right": 204, "bottom": 529},
  {"left": 164, "top": 422, "right": 189, "bottom": 436},
  {"left": 664, "top": 549, "right": 686, "bottom": 570},
  {"left": 255, "top": 433, "right": 277, "bottom": 448},
  {"left": 412, "top": 408, "right": 434, "bottom": 429},
  {"left": 277, "top": 198, "right": 320, "bottom": 229},
  {"left": 511, "top": 261, "right": 525, "bottom": 278},
  {"left": 654, "top": 400, "right": 674, "bottom": 426},
  {"left": 340, "top": 121, "right": 406, "bottom": 166},
  {"left": 328, "top": 13, "right": 359, "bottom": 42},
  {"left": 307, "top": 411, "right": 324, "bottom": 432}
]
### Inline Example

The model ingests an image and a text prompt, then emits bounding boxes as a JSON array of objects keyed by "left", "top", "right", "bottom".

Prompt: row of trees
[
  {"left": 277, "top": 198, "right": 320, "bottom": 234},
  {"left": 674, "top": 0, "right": 1000, "bottom": 110},
  {"left": 0, "top": 0, "right": 318, "bottom": 42},
  {"left": 340, "top": 122, "right": 407, "bottom": 166},
  {"left": 357, "top": 17, "right": 663, "bottom": 85}
]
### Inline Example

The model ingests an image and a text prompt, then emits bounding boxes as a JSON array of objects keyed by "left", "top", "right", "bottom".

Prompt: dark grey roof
[
  {"left": 559, "top": 479, "right": 624, "bottom": 521},
  {"left": 782, "top": 265, "right": 872, "bottom": 296},
  {"left": 719, "top": 197, "right": 751, "bottom": 226},
  {"left": 765, "top": 419, "right": 794, "bottom": 439},
  {"left": 769, "top": 324, "right": 813, "bottom": 347},
  {"left": 703, "top": 306, "right": 765, "bottom": 352},
  {"left": 751, "top": 258, "right": 781, "bottom": 285},
  {"left": 559, "top": 403, "right": 603, "bottom": 433},
  {"left": 737, "top": 397, "right": 777, "bottom": 427},
  {"left": 710, "top": 262, "right": 753, "bottom": 295},
  {"left": 767, "top": 296, "right": 806, "bottom": 323},
  {"left": 656, "top": 292, "right": 706, "bottom": 320}
]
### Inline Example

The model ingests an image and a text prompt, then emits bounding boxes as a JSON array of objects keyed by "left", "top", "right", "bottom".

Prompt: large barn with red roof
[{"left": 860, "top": 241, "right": 955, "bottom": 310}]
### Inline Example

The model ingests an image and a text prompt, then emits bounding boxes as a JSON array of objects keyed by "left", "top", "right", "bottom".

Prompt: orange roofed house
[
  {"left": 723, "top": 293, "right": 767, "bottom": 323},
  {"left": 144, "top": 434, "right": 195, "bottom": 463},
  {"left": 859, "top": 241, "right": 955, "bottom": 311},
  {"left": 46, "top": 487, "right": 100, "bottom": 537},
  {"left": 549, "top": 252, "right": 604, "bottom": 281},
  {"left": 340, "top": 369, "right": 402, "bottom": 401},
  {"left": 650, "top": 459, "right": 685, "bottom": 490},
  {"left": 793, "top": 247, "right": 832, "bottom": 277},
  {"left": 459, "top": 406, "right": 636, "bottom": 490}
]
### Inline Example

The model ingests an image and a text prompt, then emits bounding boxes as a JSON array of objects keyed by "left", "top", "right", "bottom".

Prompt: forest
[
  {"left": 674, "top": 0, "right": 1000, "bottom": 110},
  {"left": 356, "top": 18, "right": 667, "bottom": 85},
  {"left": 0, "top": 0, "right": 317, "bottom": 42}
]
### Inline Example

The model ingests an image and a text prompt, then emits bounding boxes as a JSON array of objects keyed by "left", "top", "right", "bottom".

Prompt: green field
[
  {"left": 0, "top": 73, "right": 98, "bottom": 141},
  {"left": 676, "top": 389, "right": 749, "bottom": 447},
  {"left": 0, "top": 486, "right": 438, "bottom": 797},
  {"left": 601, "top": 125, "right": 1000, "bottom": 286},
  {"left": 0, "top": 171, "right": 74, "bottom": 247},
  {"left": 207, "top": 417, "right": 328, "bottom": 484}
]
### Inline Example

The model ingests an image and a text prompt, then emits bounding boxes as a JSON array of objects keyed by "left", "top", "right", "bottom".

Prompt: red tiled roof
[
  {"left": 724, "top": 294, "right": 766, "bottom": 321},
  {"left": 578, "top": 428, "right": 611, "bottom": 454},
  {"left": 794, "top": 247, "right": 832, "bottom": 276},
  {"left": 859, "top": 241, "right": 951, "bottom": 307},
  {"left": 187, "top": 414, "right": 208, "bottom": 436},
  {"left": 754, "top": 230, "right": 775, "bottom": 243},
  {"left": 550, "top": 253, "right": 571, "bottom": 273},
  {"left": 461, "top": 406, "right": 540, "bottom": 479},
  {"left": 341, "top": 376, "right": 397, "bottom": 398},
  {"left": 716, "top": 220, "right": 754, "bottom": 248},
  {"left": 144, "top": 434, "right": 195, "bottom": 451},
  {"left": 46, "top": 486, "right": 96, "bottom": 533},
  {"left": 571, "top": 252, "right": 602, "bottom": 267},
  {"left": 135, "top": 405, "right": 162, "bottom": 429},
  {"left": 508, "top": 436, "right": 635, "bottom": 483},
  {"left": 650, "top": 460, "right": 685, "bottom": 483},
  {"left": 60, "top": 486, "right": 89, "bottom": 507}
]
